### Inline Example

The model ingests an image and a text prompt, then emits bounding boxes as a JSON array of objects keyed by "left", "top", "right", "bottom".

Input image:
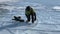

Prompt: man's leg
[
  {"left": 31, "top": 14, "right": 34, "bottom": 23},
  {"left": 34, "top": 13, "right": 36, "bottom": 21},
  {"left": 31, "top": 13, "right": 36, "bottom": 23},
  {"left": 26, "top": 15, "right": 30, "bottom": 22}
]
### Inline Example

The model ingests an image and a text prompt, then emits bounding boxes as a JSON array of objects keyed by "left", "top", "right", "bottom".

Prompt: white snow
[
  {"left": 52, "top": 6, "right": 60, "bottom": 11},
  {"left": 0, "top": 0, "right": 18, "bottom": 2},
  {"left": 0, "top": 0, "right": 60, "bottom": 34},
  {"left": 53, "top": 6, "right": 60, "bottom": 9}
]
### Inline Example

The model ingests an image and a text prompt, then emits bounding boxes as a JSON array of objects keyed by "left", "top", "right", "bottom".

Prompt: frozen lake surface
[{"left": 0, "top": 0, "right": 60, "bottom": 34}]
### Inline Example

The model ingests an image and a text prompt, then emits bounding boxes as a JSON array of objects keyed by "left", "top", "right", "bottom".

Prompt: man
[
  {"left": 12, "top": 16, "right": 24, "bottom": 22},
  {"left": 25, "top": 6, "right": 36, "bottom": 23}
]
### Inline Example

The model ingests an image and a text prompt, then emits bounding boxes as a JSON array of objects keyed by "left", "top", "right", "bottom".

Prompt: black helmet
[{"left": 26, "top": 6, "right": 31, "bottom": 11}]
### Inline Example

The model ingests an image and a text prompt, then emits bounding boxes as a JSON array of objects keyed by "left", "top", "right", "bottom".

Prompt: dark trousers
[{"left": 26, "top": 12, "right": 36, "bottom": 23}]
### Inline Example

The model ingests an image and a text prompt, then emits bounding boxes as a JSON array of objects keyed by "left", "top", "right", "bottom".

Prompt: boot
[{"left": 32, "top": 21, "right": 34, "bottom": 23}]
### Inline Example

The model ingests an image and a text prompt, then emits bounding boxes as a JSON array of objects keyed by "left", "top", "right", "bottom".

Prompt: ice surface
[{"left": 0, "top": 0, "right": 60, "bottom": 34}]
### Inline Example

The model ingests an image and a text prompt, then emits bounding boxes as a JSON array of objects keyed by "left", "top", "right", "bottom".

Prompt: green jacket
[{"left": 25, "top": 8, "right": 34, "bottom": 15}]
